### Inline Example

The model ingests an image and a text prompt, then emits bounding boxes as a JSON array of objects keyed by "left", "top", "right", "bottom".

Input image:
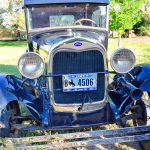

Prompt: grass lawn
[
  {"left": 108, "top": 37, "right": 150, "bottom": 65},
  {"left": 0, "top": 38, "right": 150, "bottom": 76},
  {"left": 0, "top": 41, "right": 27, "bottom": 76}
]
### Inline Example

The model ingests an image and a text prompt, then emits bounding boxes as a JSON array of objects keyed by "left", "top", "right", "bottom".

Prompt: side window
[
  {"left": 49, "top": 15, "right": 75, "bottom": 27},
  {"left": 92, "top": 6, "right": 107, "bottom": 28}
]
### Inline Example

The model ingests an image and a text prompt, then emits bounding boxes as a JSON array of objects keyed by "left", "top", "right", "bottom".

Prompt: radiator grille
[{"left": 52, "top": 50, "right": 105, "bottom": 104}]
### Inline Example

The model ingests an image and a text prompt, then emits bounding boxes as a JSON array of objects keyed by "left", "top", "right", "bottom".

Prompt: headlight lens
[
  {"left": 18, "top": 52, "right": 45, "bottom": 79},
  {"left": 110, "top": 48, "right": 136, "bottom": 74}
]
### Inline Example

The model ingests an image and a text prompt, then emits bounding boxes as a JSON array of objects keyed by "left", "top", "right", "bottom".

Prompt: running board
[{"left": 2, "top": 125, "right": 150, "bottom": 149}]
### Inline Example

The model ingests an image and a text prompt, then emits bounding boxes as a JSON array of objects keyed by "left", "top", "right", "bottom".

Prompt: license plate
[{"left": 62, "top": 73, "right": 97, "bottom": 92}]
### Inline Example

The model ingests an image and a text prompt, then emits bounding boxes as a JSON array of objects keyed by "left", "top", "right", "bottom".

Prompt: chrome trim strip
[
  {"left": 48, "top": 36, "right": 108, "bottom": 112},
  {"left": 28, "top": 26, "right": 108, "bottom": 34},
  {"left": 106, "top": 5, "right": 110, "bottom": 30}
]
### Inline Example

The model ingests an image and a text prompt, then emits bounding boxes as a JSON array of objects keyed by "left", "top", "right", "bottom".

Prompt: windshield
[{"left": 26, "top": 4, "right": 108, "bottom": 30}]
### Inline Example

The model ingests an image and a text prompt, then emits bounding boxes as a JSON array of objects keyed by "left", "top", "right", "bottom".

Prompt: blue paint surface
[{"left": 74, "top": 42, "right": 83, "bottom": 47}]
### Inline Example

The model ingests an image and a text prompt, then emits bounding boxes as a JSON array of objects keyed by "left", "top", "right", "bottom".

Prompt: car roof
[{"left": 24, "top": 0, "right": 110, "bottom": 6}]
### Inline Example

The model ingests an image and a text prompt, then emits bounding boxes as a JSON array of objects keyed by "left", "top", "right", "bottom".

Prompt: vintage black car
[{"left": 0, "top": 0, "right": 150, "bottom": 139}]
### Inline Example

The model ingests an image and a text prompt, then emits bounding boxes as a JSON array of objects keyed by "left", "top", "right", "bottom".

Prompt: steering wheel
[{"left": 75, "top": 18, "right": 97, "bottom": 27}]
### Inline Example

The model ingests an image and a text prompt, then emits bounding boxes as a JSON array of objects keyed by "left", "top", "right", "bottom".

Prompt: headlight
[
  {"left": 110, "top": 48, "right": 136, "bottom": 74},
  {"left": 18, "top": 52, "right": 45, "bottom": 79}
]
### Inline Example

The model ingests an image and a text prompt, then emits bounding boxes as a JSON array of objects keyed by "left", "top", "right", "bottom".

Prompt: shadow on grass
[
  {"left": 0, "top": 64, "right": 21, "bottom": 77},
  {"left": 0, "top": 41, "right": 27, "bottom": 48}
]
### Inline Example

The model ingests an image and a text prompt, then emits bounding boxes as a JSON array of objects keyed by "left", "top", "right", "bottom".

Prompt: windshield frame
[{"left": 24, "top": 3, "right": 109, "bottom": 32}]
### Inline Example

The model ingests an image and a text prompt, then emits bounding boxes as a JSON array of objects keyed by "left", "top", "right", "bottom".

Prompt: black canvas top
[{"left": 24, "top": 0, "right": 110, "bottom": 6}]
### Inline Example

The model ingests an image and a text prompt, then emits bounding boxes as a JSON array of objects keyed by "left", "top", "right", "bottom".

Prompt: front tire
[{"left": 0, "top": 101, "right": 20, "bottom": 137}]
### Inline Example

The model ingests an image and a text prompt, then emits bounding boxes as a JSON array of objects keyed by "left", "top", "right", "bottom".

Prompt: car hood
[{"left": 29, "top": 28, "right": 108, "bottom": 51}]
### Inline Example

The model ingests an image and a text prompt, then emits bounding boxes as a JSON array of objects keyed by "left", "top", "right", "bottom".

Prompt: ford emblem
[{"left": 74, "top": 42, "right": 82, "bottom": 47}]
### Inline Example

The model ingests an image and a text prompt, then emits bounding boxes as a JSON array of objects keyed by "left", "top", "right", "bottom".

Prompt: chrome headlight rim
[
  {"left": 18, "top": 52, "right": 45, "bottom": 79},
  {"left": 110, "top": 48, "right": 136, "bottom": 74}
]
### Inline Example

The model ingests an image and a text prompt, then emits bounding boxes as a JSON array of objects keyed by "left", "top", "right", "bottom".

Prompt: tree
[
  {"left": 110, "top": 0, "right": 146, "bottom": 47},
  {"left": 145, "top": 0, "right": 150, "bottom": 11},
  {"left": 144, "top": 0, "right": 150, "bottom": 20},
  {"left": 0, "top": 8, "right": 5, "bottom": 29},
  {"left": 1, "top": 0, "right": 25, "bottom": 30},
  {"left": 133, "top": 0, "right": 150, "bottom": 36}
]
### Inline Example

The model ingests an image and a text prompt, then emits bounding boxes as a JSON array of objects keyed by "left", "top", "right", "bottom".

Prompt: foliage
[
  {"left": 133, "top": 0, "right": 150, "bottom": 36},
  {"left": 145, "top": 0, "right": 150, "bottom": 17},
  {"left": 0, "top": 0, "right": 25, "bottom": 30},
  {"left": 140, "top": 24, "right": 150, "bottom": 35},
  {"left": 109, "top": 0, "right": 146, "bottom": 32},
  {"left": 133, "top": 17, "right": 150, "bottom": 36},
  {"left": 0, "top": 8, "right": 5, "bottom": 29}
]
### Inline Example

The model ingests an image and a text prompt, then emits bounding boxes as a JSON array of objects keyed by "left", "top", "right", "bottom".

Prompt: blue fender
[
  {"left": 0, "top": 74, "right": 43, "bottom": 123},
  {"left": 0, "top": 74, "right": 18, "bottom": 110},
  {"left": 137, "top": 65, "right": 150, "bottom": 92},
  {"left": 6, "top": 75, "right": 43, "bottom": 122}
]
